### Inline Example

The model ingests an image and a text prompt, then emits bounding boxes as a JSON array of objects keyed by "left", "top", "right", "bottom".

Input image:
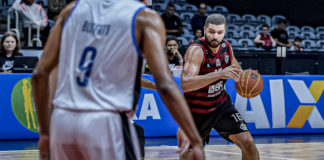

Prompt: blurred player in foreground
[{"left": 32, "top": 0, "right": 204, "bottom": 159}]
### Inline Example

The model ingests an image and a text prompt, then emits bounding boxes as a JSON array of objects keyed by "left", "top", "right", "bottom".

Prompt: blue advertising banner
[{"left": 0, "top": 74, "right": 324, "bottom": 139}]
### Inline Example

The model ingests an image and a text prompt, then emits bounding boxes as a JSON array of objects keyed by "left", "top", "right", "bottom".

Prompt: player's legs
[
  {"left": 229, "top": 131, "right": 259, "bottom": 160},
  {"left": 50, "top": 108, "right": 141, "bottom": 160},
  {"left": 213, "top": 100, "right": 259, "bottom": 160},
  {"left": 178, "top": 112, "right": 211, "bottom": 160}
]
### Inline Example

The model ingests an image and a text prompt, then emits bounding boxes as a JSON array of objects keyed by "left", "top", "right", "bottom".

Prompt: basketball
[{"left": 235, "top": 69, "right": 263, "bottom": 98}]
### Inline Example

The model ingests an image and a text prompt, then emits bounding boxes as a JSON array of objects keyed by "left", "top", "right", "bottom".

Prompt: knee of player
[{"left": 241, "top": 137, "right": 258, "bottom": 153}]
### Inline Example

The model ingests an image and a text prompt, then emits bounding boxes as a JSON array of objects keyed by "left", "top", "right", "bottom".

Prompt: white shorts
[{"left": 50, "top": 108, "right": 141, "bottom": 160}]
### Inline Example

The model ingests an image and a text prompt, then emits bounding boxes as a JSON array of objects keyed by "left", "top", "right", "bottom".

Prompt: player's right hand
[
  {"left": 39, "top": 134, "right": 50, "bottom": 160},
  {"left": 220, "top": 64, "right": 242, "bottom": 82}
]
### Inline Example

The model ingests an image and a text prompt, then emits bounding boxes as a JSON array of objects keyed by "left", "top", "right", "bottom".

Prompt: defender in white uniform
[
  {"left": 53, "top": 0, "right": 144, "bottom": 159},
  {"left": 32, "top": 0, "right": 205, "bottom": 160}
]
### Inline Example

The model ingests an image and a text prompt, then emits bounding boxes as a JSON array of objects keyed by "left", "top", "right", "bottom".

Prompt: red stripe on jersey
[
  {"left": 190, "top": 107, "right": 216, "bottom": 114},
  {"left": 187, "top": 94, "right": 228, "bottom": 106}
]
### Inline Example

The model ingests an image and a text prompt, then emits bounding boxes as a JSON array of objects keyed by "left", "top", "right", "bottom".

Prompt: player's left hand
[{"left": 39, "top": 134, "right": 50, "bottom": 160}]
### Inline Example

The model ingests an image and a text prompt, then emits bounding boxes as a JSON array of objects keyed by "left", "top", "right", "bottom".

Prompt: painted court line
[{"left": 204, "top": 149, "right": 301, "bottom": 160}]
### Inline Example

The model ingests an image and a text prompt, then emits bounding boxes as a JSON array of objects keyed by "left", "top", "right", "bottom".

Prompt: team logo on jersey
[
  {"left": 222, "top": 43, "right": 226, "bottom": 48},
  {"left": 225, "top": 55, "right": 230, "bottom": 64},
  {"left": 207, "top": 64, "right": 210, "bottom": 68},
  {"left": 11, "top": 78, "right": 39, "bottom": 133},
  {"left": 216, "top": 59, "right": 221, "bottom": 67},
  {"left": 240, "top": 123, "right": 248, "bottom": 131}
]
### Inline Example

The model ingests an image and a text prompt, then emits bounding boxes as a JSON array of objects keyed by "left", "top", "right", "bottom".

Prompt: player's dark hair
[{"left": 205, "top": 14, "right": 226, "bottom": 28}]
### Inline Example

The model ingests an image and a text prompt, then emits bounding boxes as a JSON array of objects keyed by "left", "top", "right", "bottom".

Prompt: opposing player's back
[{"left": 53, "top": 0, "right": 145, "bottom": 111}]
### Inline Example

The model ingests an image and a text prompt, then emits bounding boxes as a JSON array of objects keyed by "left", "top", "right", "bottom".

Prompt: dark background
[{"left": 188, "top": 0, "right": 324, "bottom": 27}]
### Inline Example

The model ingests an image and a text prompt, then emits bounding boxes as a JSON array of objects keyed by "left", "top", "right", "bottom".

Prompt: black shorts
[{"left": 191, "top": 99, "right": 249, "bottom": 144}]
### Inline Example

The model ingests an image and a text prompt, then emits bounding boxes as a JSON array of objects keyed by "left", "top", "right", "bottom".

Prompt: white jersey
[{"left": 53, "top": 0, "right": 146, "bottom": 111}]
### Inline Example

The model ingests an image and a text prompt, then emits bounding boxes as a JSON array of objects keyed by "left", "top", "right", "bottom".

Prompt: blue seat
[
  {"left": 174, "top": 4, "right": 183, "bottom": 12},
  {"left": 301, "top": 32, "right": 317, "bottom": 40},
  {"left": 226, "top": 14, "right": 242, "bottom": 25},
  {"left": 239, "top": 30, "right": 255, "bottom": 39},
  {"left": 240, "top": 24, "right": 256, "bottom": 32},
  {"left": 182, "top": 4, "right": 198, "bottom": 12},
  {"left": 182, "top": 22, "right": 192, "bottom": 31},
  {"left": 242, "top": 14, "right": 257, "bottom": 24},
  {"left": 152, "top": 3, "right": 166, "bottom": 12},
  {"left": 213, "top": 6, "right": 229, "bottom": 14},
  {"left": 257, "top": 15, "right": 271, "bottom": 26},
  {"left": 180, "top": 12, "right": 194, "bottom": 23},
  {"left": 238, "top": 39, "right": 255, "bottom": 50},
  {"left": 177, "top": 37, "right": 189, "bottom": 46},
  {"left": 286, "top": 26, "right": 301, "bottom": 34},
  {"left": 271, "top": 15, "right": 286, "bottom": 25},
  {"left": 225, "top": 38, "right": 239, "bottom": 47},
  {"left": 316, "top": 32, "right": 324, "bottom": 40},
  {"left": 302, "top": 39, "right": 317, "bottom": 49},
  {"left": 206, "top": 5, "right": 213, "bottom": 13},
  {"left": 316, "top": 26, "right": 324, "bottom": 33},
  {"left": 301, "top": 26, "right": 315, "bottom": 33},
  {"left": 316, "top": 40, "right": 324, "bottom": 49},
  {"left": 227, "top": 24, "right": 240, "bottom": 31},
  {"left": 226, "top": 30, "right": 241, "bottom": 39},
  {"left": 289, "top": 32, "right": 301, "bottom": 40}
]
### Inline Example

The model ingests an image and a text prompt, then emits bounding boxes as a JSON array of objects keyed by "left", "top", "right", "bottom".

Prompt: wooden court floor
[{"left": 1, "top": 142, "right": 324, "bottom": 160}]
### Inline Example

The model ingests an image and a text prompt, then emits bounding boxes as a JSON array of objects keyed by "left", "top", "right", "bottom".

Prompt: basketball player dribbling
[
  {"left": 31, "top": 0, "right": 204, "bottom": 160},
  {"left": 177, "top": 14, "right": 260, "bottom": 160}
]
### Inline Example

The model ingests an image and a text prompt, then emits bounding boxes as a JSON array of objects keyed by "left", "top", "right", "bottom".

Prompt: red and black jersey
[
  {"left": 184, "top": 38, "right": 233, "bottom": 114},
  {"left": 260, "top": 34, "right": 272, "bottom": 48}
]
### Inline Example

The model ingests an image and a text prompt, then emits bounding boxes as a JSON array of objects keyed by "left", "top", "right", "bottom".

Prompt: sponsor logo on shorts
[{"left": 11, "top": 78, "right": 38, "bottom": 133}]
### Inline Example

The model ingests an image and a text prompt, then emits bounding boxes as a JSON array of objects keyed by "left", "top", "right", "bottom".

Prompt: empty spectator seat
[
  {"left": 226, "top": 14, "right": 242, "bottom": 25},
  {"left": 177, "top": 36, "right": 189, "bottom": 46},
  {"left": 180, "top": 12, "right": 194, "bottom": 22},
  {"left": 286, "top": 26, "right": 301, "bottom": 33},
  {"left": 271, "top": 15, "right": 286, "bottom": 25},
  {"left": 301, "top": 32, "right": 317, "bottom": 40},
  {"left": 213, "top": 6, "right": 229, "bottom": 14},
  {"left": 242, "top": 14, "right": 257, "bottom": 25},
  {"left": 227, "top": 24, "right": 240, "bottom": 31},
  {"left": 315, "top": 26, "right": 324, "bottom": 33},
  {"left": 316, "top": 32, "right": 324, "bottom": 40},
  {"left": 302, "top": 39, "right": 317, "bottom": 50},
  {"left": 289, "top": 32, "right": 301, "bottom": 40},
  {"left": 257, "top": 15, "right": 271, "bottom": 26},
  {"left": 239, "top": 30, "right": 255, "bottom": 39},
  {"left": 226, "top": 30, "right": 241, "bottom": 39},
  {"left": 301, "top": 25, "right": 315, "bottom": 33},
  {"left": 225, "top": 38, "right": 239, "bottom": 47},
  {"left": 182, "top": 4, "right": 198, "bottom": 12},
  {"left": 240, "top": 24, "right": 255, "bottom": 32}
]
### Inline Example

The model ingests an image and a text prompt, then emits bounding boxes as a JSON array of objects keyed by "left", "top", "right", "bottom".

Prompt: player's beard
[{"left": 205, "top": 33, "right": 220, "bottom": 48}]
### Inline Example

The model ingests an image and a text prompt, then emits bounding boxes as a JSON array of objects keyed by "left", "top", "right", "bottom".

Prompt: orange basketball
[{"left": 235, "top": 69, "right": 263, "bottom": 98}]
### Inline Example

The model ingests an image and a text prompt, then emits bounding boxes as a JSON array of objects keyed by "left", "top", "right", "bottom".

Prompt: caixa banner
[
  {"left": 134, "top": 75, "right": 324, "bottom": 137},
  {"left": 0, "top": 74, "right": 323, "bottom": 139}
]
